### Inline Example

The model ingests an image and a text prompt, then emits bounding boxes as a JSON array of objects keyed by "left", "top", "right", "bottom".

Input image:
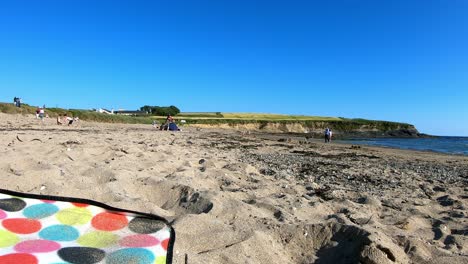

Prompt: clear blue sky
[{"left": 1, "top": 0, "right": 467, "bottom": 136}]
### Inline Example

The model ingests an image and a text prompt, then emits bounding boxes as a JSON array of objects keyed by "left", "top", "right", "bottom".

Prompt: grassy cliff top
[
  {"left": 0, "top": 103, "right": 413, "bottom": 130},
  {"left": 177, "top": 112, "right": 342, "bottom": 121}
]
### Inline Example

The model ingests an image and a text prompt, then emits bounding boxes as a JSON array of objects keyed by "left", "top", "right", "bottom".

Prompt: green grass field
[
  {"left": 172, "top": 112, "right": 342, "bottom": 121},
  {"left": 221, "top": 113, "right": 342, "bottom": 121}
]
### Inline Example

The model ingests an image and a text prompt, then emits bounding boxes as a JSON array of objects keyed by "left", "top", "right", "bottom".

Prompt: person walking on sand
[
  {"left": 329, "top": 129, "right": 333, "bottom": 142},
  {"left": 38, "top": 107, "right": 45, "bottom": 121},
  {"left": 324, "top": 128, "right": 331, "bottom": 143}
]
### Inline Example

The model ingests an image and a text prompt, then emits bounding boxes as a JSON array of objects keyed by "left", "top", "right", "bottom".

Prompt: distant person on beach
[
  {"left": 13, "top": 97, "right": 21, "bottom": 107},
  {"left": 160, "top": 115, "right": 174, "bottom": 130},
  {"left": 38, "top": 108, "right": 45, "bottom": 120},
  {"left": 67, "top": 116, "right": 74, "bottom": 126},
  {"left": 325, "top": 128, "right": 331, "bottom": 143},
  {"left": 63, "top": 114, "right": 75, "bottom": 126},
  {"left": 329, "top": 129, "right": 333, "bottom": 142},
  {"left": 36, "top": 107, "right": 40, "bottom": 119},
  {"left": 66, "top": 116, "right": 74, "bottom": 126},
  {"left": 57, "top": 114, "right": 63, "bottom": 125},
  {"left": 166, "top": 115, "right": 174, "bottom": 123}
]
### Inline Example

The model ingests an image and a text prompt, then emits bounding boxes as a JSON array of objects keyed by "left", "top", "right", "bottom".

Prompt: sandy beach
[{"left": 1, "top": 113, "right": 467, "bottom": 264}]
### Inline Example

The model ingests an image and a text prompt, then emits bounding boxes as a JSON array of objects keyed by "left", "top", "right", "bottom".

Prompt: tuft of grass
[{"left": 0, "top": 103, "right": 39, "bottom": 115}]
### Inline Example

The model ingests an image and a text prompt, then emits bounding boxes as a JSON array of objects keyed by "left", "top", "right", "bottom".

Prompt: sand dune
[{"left": 1, "top": 113, "right": 467, "bottom": 264}]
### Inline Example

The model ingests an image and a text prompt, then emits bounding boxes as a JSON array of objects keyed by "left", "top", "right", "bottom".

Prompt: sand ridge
[{"left": 0, "top": 113, "right": 467, "bottom": 264}]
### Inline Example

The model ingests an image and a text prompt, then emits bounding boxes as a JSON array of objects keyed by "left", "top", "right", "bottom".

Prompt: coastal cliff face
[{"left": 189, "top": 121, "right": 420, "bottom": 138}]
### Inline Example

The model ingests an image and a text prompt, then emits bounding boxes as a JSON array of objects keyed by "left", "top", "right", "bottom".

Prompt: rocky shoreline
[{"left": 193, "top": 129, "right": 468, "bottom": 263}]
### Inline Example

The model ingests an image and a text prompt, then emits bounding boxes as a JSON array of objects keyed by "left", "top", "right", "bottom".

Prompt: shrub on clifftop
[{"left": 139, "top": 105, "right": 180, "bottom": 116}]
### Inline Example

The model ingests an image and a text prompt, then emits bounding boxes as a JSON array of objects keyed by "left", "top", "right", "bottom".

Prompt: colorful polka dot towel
[{"left": 0, "top": 189, "right": 174, "bottom": 264}]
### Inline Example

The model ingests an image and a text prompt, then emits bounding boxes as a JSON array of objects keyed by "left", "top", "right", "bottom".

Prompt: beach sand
[{"left": 1, "top": 113, "right": 467, "bottom": 264}]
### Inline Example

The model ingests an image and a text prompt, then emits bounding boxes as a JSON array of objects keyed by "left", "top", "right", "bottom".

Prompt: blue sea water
[{"left": 339, "top": 137, "right": 468, "bottom": 156}]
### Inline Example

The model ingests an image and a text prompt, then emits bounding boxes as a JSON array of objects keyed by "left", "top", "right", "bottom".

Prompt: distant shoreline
[{"left": 336, "top": 137, "right": 468, "bottom": 156}]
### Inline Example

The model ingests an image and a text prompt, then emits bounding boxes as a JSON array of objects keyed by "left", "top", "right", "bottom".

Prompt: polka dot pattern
[
  {"left": 0, "top": 209, "right": 6, "bottom": 219},
  {"left": 106, "top": 248, "right": 155, "bottom": 264},
  {"left": 91, "top": 212, "right": 128, "bottom": 231},
  {"left": 23, "top": 203, "right": 59, "bottom": 219},
  {"left": 77, "top": 231, "right": 118, "bottom": 248},
  {"left": 119, "top": 235, "right": 159, "bottom": 248},
  {"left": 2, "top": 218, "right": 42, "bottom": 234},
  {"left": 0, "top": 253, "right": 38, "bottom": 264},
  {"left": 56, "top": 207, "right": 92, "bottom": 225},
  {"left": 155, "top": 256, "right": 167, "bottom": 264},
  {"left": 71, "top": 202, "right": 88, "bottom": 207},
  {"left": 0, "top": 230, "right": 20, "bottom": 248},
  {"left": 0, "top": 198, "right": 27, "bottom": 212},
  {"left": 161, "top": 239, "right": 170, "bottom": 251},
  {"left": 14, "top": 240, "right": 61, "bottom": 253},
  {"left": 39, "top": 225, "right": 80, "bottom": 242},
  {"left": 128, "top": 217, "right": 166, "bottom": 234},
  {"left": 0, "top": 191, "right": 173, "bottom": 263},
  {"left": 57, "top": 247, "right": 106, "bottom": 264}
]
